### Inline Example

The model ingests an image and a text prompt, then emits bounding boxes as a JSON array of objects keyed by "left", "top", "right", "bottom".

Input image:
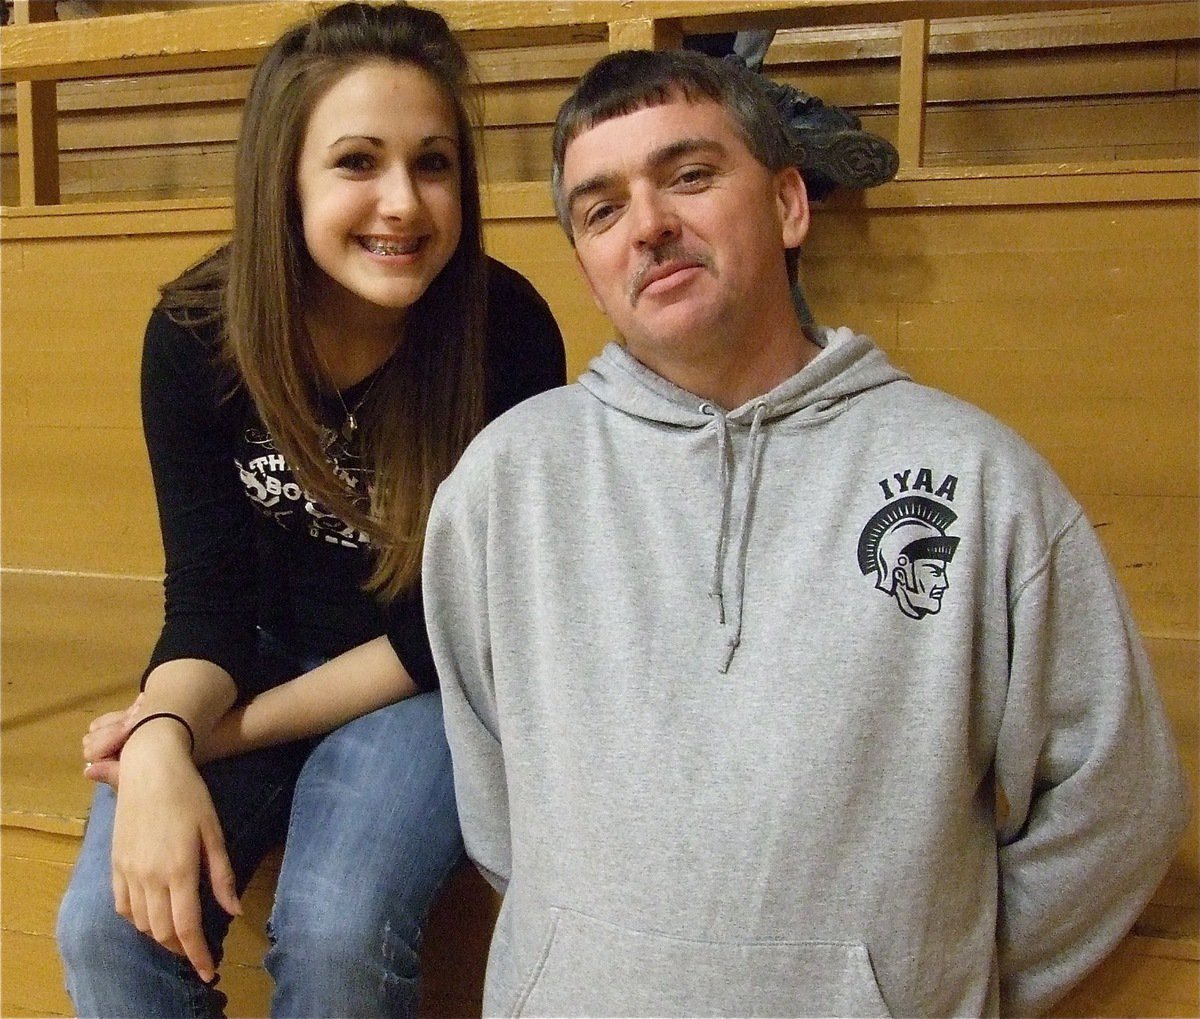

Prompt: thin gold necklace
[
  {"left": 313, "top": 344, "right": 388, "bottom": 442},
  {"left": 341, "top": 368, "right": 386, "bottom": 441}
]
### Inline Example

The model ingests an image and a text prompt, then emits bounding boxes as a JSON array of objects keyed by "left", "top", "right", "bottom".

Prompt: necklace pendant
[{"left": 341, "top": 413, "right": 357, "bottom": 441}]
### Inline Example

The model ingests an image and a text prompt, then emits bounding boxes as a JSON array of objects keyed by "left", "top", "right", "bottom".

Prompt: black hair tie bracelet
[{"left": 126, "top": 711, "right": 196, "bottom": 756}]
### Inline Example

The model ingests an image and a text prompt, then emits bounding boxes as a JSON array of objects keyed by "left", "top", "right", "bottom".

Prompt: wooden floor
[{"left": 2, "top": 570, "right": 1197, "bottom": 1017}]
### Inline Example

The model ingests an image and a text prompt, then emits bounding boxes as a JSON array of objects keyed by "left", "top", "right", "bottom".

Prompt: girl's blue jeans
[{"left": 55, "top": 645, "right": 464, "bottom": 1019}]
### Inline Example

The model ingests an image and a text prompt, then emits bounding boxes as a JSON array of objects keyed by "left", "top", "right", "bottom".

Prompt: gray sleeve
[
  {"left": 994, "top": 511, "right": 1190, "bottom": 1016},
  {"left": 424, "top": 481, "right": 512, "bottom": 894}
]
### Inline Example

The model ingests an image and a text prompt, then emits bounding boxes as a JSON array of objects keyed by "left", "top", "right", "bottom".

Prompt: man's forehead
[{"left": 563, "top": 97, "right": 737, "bottom": 176}]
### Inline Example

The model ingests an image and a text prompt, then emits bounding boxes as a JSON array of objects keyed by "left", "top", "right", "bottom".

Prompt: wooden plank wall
[
  {"left": 1, "top": 2, "right": 1197, "bottom": 1016},
  {"left": 2, "top": 4, "right": 1198, "bottom": 203}
]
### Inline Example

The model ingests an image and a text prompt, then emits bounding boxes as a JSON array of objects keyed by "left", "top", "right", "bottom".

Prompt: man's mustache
[{"left": 628, "top": 243, "right": 715, "bottom": 306}]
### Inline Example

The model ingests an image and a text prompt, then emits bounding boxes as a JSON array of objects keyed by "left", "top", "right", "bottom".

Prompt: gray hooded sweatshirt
[{"left": 425, "top": 328, "right": 1188, "bottom": 1018}]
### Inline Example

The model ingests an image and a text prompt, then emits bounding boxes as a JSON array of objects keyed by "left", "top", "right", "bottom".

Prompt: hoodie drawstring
[
  {"left": 703, "top": 404, "right": 732, "bottom": 624},
  {"left": 704, "top": 401, "right": 769, "bottom": 673}
]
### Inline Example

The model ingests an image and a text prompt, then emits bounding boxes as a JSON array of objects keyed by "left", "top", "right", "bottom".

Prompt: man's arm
[
  {"left": 994, "top": 511, "right": 1189, "bottom": 1016},
  {"left": 423, "top": 483, "right": 513, "bottom": 893}
]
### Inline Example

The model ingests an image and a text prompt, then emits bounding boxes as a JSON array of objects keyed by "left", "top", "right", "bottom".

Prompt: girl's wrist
[{"left": 124, "top": 712, "right": 196, "bottom": 758}]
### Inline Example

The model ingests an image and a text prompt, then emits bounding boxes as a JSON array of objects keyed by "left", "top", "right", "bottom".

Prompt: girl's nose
[{"left": 378, "top": 166, "right": 420, "bottom": 220}]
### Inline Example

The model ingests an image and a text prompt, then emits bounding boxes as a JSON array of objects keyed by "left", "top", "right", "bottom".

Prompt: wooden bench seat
[
  {"left": 0, "top": 570, "right": 498, "bottom": 1018},
  {"left": 2, "top": 569, "right": 1196, "bottom": 1017}
]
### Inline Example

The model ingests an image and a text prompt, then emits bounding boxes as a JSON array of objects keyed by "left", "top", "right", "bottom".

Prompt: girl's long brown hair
[{"left": 160, "top": 2, "right": 486, "bottom": 600}]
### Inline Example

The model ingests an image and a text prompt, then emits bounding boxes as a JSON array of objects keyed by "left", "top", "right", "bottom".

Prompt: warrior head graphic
[{"left": 857, "top": 495, "right": 960, "bottom": 619}]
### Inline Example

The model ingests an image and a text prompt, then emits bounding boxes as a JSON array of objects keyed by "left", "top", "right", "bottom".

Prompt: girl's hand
[
  {"left": 82, "top": 695, "right": 144, "bottom": 788},
  {"left": 110, "top": 720, "right": 241, "bottom": 982}
]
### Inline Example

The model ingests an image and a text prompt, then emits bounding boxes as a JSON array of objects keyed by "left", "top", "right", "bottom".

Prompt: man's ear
[
  {"left": 575, "top": 250, "right": 608, "bottom": 315},
  {"left": 776, "top": 165, "right": 810, "bottom": 250}
]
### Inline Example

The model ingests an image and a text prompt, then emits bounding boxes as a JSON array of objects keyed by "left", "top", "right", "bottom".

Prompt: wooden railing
[{"left": 1, "top": 0, "right": 1197, "bottom": 217}]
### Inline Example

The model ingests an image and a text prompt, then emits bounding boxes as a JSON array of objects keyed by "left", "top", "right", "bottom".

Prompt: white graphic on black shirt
[{"left": 235, "top": 427, "right": 371, "bottom": 549}]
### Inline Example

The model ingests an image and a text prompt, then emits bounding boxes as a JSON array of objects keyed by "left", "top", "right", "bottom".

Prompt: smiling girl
[{"left": 54, "top": 5, "right": 564, "bottom": 1016}]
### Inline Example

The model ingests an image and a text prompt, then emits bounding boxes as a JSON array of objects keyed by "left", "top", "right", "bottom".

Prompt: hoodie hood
[
  {"left": 578, "top": 326, "right": 909, "bottom": 672},
  {"left": 576, "top": 325, "right": 907, "bottom": 427}
]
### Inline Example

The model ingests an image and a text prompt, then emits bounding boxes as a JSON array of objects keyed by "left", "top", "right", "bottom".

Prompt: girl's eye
[
  {"left": 336, "top": 152, "right": 375, "bottom": 173},
  {"left": 415, "top": 151, "right": 455, "bottom": 175}
]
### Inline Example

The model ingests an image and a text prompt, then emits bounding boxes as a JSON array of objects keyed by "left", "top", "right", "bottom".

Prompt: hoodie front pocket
[{"left": 512, "top": 907, "right": 891, "bottom": 1018}]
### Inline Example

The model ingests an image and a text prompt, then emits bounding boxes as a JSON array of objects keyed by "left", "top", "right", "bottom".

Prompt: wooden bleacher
[
  {"left": 1, "top": 570, "right": 500, "bottom": 1016},
  {"left": 2, "top": 1, "right": 1197, "bottom": 1015}
]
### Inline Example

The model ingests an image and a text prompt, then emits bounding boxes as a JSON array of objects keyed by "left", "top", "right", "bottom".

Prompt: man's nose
[{"left": 630, "top": 188, "right": 680, "bottom": 249}]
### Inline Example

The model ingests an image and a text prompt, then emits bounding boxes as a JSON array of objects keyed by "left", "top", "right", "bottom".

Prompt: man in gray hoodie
[{"left": 424, "top": 49, "right": 1189, "bottom": 1018}]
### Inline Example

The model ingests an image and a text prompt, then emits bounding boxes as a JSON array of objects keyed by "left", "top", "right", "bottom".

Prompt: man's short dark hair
[{"left": 551, "top": 48, "right": 798, "bottom": 243}]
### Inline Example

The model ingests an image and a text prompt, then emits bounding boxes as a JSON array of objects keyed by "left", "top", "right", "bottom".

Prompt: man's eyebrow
[
  {"left": 565, "top": 135, "right": 727, "bottom": 218},
  {"left": 565, "top": 172, "right": 616, "bottom": 218},
  {"left": 648, "top": 136, "right": 727, "bottom": 169}
]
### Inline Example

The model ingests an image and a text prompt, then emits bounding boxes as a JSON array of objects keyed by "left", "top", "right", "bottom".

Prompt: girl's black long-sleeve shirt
[{"left": 141, "top": 257, "right": 566, "bottom": 695}]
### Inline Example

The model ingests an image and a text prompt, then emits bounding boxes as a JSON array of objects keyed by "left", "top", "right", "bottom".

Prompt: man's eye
[
  {"left": 673, "top": 167, "right": 713, "bottom": 188},
  {"left": 585, "top": 203, "right": 616, "bottom": 229}
]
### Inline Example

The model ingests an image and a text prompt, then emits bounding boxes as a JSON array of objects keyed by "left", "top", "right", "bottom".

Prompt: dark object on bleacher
[{"left": 684, "top": 30, "right": 899, "bottom": 202}]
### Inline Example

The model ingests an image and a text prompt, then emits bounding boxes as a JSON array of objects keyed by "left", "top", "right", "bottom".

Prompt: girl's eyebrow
[
  {"left": 326, "top": 133, "right": 458, "bottom": 150},
  {"left": 327, "top": 134, "right": 383, "bottom": 149}
]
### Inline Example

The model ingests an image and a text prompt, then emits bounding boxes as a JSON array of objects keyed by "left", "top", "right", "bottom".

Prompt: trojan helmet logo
[{"left": 857, "top": 495, "right": 960, "bottom": 619}]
